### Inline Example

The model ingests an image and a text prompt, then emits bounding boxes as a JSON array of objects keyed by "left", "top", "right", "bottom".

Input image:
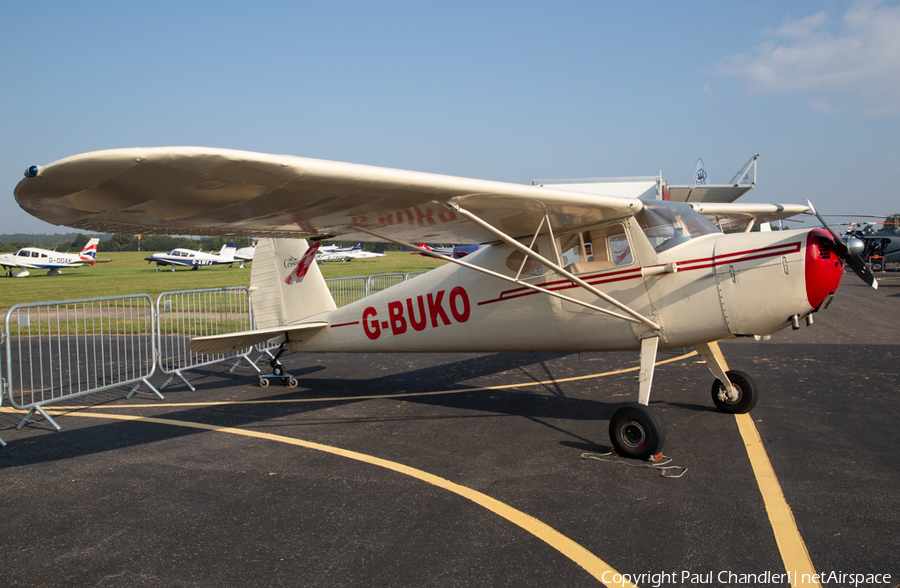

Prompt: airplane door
[{"left": 553, "top": 223, "right": 655, "bottom": 350}]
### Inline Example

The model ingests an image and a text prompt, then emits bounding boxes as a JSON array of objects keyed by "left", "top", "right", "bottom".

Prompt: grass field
[{"left": 0, "top": 250, "right": 447, "bottom": 310}]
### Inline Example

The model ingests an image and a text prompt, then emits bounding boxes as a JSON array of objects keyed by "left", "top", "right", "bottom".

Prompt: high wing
[
  {"left": 687, "top": 202, "right": 809, "bottom": 232},
  {"left": 16, "top": 147, "right": 642, "bottom": 244}
]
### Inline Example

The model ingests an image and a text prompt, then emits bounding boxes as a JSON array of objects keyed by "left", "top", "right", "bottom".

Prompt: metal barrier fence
[
  {"left": 367, "top": 273, "right": 406, "bottom": 297},
  {"left": 3, "top": 295, "right": 158, "bottom": 430},
  {"left": 322, "top": 272, "right": 430, "bottom": 308},
  {"left": 325, "top": 276, "right": 367, "bottom": 308},
  {"left": 1, "top": 270, "right": 436, "bottom": 434},
  {"left": 156, "top": 287, "right": 258, "bottom": 391}
]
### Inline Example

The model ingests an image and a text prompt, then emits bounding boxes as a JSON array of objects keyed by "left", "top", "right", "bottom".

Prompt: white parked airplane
[
  {"left": 318, "top": 242, "right": 362, "bottom": 254},
  {"left": 145, "top": 242, "right": 238, "bottom": 271},
  {"left": 234, "top": 244, "right": 255, "bottom": 268},
  {"left": 15, "top": 147, "right": 876, "bottom": 459},
  {"left": 0, "top": 237, "right": 103, "bottom": 277},
  {"left": 315, "top": 242, "right": 386, "bottom": 262}
]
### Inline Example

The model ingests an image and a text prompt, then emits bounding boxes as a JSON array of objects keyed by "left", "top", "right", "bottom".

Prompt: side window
[
  {"left": 506, "top": 244, "right": 543, "bottom": 275},
  {"left": 559, "top": 224, "right": 633, "bottom": 272},
  {"left": 607, "top": 233, "right": 633, "bottom": 266}
]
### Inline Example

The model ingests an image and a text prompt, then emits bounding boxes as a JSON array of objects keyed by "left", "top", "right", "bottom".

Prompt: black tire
[
  {"left": 609, "top": 403, "right": 666, "bottom": 460},
  {"left": 272, "top": 363, "right": 285, "bottom": 377},
  {"left": 711, "top": 370, "right": 758, "bottom": 413}
]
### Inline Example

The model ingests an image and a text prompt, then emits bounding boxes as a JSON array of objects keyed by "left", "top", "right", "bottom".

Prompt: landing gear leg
[
  {"left": 694, "top": 341, "right": 759, "bottom": 414},
  {"left": 609, "top": 336, "right": 666, "bottom": 460}
]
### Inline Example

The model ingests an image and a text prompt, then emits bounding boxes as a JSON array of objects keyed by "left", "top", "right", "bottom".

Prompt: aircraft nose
[{"left": 806, "top": 229, "right": 844, "bottom": 309}]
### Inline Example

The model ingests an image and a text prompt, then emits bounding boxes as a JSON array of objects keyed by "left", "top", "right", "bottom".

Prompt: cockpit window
[{"left": 636, "top": 201, "right": 720, "bottom": 252}]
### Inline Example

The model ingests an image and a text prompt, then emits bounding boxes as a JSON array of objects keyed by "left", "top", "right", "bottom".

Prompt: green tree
[
  {"left": 883, "top": 214, "right": 900, "bottom": 230},
  {"left": 70, "top": 234, "right": 90, "bottom": 251}
]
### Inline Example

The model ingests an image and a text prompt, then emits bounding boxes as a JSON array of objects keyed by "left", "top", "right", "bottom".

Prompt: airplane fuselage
[{"left": 288, "top": 225, "right": 841, "bottom": 354}]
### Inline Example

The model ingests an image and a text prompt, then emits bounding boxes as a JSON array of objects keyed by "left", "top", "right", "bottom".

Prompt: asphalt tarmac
[{"left": 1, "top": 273, "right": 898, "bottom": 588}]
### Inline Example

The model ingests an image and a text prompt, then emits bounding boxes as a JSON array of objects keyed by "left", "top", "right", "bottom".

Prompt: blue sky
[{"left": 2, "top": 0, "right": 899, "bottom": 234}]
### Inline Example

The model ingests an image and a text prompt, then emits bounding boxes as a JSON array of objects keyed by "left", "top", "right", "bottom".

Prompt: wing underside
[
  {"left": 689, "top": 202, "right": 809, "bottom": 232},
  {"left": 16, "top": 147, "right": 643, "bottom": 244}
]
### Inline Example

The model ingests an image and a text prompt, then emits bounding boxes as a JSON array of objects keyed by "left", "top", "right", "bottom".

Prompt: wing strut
[
  {"left": 355, "top": 228, "right": 645, "bottom": 325},
  {"left": 356, "top": 207, "right": 659, "bottom": 331},
  {"left": 447, "top": 203, "right": 660, "bottom": 331}
]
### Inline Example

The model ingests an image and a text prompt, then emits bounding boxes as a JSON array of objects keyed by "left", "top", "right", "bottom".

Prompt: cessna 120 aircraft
[
  {"left": 0, "top": 237, "right": 103, "bottom": 277},
  {"left": 14, "top": 148, "right": 877, "bottom": 459}
]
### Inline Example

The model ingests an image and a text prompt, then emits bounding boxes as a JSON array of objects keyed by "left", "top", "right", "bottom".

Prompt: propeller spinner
[{"left": 807, "top": 200, "right": 878, "bottom": 289}]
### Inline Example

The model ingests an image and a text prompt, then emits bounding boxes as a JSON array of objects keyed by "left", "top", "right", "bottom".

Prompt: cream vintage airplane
[{"left": 15, "top": 148, "right": 876, "bottom": 459}]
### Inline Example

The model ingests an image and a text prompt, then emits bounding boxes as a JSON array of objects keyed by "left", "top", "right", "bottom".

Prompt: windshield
[{"left": 636, "top": 201, "right": 720, "bottom": 252}]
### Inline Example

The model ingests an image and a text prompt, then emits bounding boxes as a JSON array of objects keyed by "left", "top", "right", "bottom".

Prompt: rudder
[{"left": 250, "top": 238, "right": 336, "bottom": 329}]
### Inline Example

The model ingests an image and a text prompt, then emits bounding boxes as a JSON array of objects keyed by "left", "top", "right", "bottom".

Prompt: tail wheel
[
  {"left": 711, "top": 370, "right": 758, "bottom": 414},
  {"left": 609, "top": 403, "right": 666, "bottom": 460}
]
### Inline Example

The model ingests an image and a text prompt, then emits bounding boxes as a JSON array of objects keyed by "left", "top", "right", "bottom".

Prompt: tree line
[
  {"left": 0, "top": 233, "right": 254, "bottom": 253},
  {"left": 0, "top": 233, "right": 410, "bottom": 253}
]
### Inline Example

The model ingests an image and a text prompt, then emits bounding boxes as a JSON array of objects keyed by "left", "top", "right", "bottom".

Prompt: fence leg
[
  {"left": 16, "top": 406, "right": 61, "bottom": 432},
  {"left": 158, "top": 374, "right": 176, "bottom": 391},
  {"left": 161, "top": 370, "right": 197, "bottom": 392},
  {"left": 228, "top": 353, "right": 260, "bottom": 374},
  {"left": 126, "top": 378, "right": 164, "bottom": 400}
]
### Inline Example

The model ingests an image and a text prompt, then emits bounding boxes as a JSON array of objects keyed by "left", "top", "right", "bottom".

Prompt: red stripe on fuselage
[{"left": 477, "top": 241, "right": 802, "bottom": 306}]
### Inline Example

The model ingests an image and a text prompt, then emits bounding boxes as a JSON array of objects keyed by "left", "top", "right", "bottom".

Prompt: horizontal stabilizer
[{"left": 188, "top": 322, "right": 327, "bottom": 355}]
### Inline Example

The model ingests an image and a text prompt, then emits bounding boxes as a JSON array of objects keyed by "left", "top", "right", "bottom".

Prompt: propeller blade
[
  {"left": 807, "top": 200, "right": 878, "bottom": 289},
  {"left": 846, "top": 252, "right": 878, "bottom": 289}
]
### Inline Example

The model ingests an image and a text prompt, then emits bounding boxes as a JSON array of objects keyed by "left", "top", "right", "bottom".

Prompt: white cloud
[{"left": 716, "top": 0, "right": 900, "bottom": 116}]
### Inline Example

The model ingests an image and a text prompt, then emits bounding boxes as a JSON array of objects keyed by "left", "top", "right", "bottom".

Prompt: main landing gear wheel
[
  {"left": 609, "top": 403, "right": 666, "bottom": 460},
  {"left": 711, "top": 370, "right": 758, "bottom": 414}
]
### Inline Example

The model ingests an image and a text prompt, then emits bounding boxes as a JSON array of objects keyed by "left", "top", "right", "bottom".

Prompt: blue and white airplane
[
  {"left": 145, "top": 242, "right": 238, "bottom": 271},
  {"left": 0, "top": 238, "right": 103, "bottom": 277},
  {"left": 315, "top": 242, "right": 385, "bottom": 262}
]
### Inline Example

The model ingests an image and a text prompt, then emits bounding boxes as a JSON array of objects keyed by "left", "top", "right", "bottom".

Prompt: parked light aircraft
[
  {"left": 234, "top": 244, "right": 255, "bottom": 268},
  {"left": 315, "top": 242, "right": 386, "bottom": 262},
  {"left": 319, "top": 242, "right": 364, "bottom": 254},
  {"left": 415, "top": 243, "right": 455, "bottom": 257},
  {"left": 0, "top": 238, "right": 103, "bottom": 277},
  {"left": 853, "top": 227, "right": 900, "bottom": 270},
  {"left": 14, "top": 148, "right": 877, "bottom": 459},
  {"left": 414, "top": 243, "right": 479, "bottom": 259},
  {"left": 145, "top": 242, "right": 238, "bottom": 271}
]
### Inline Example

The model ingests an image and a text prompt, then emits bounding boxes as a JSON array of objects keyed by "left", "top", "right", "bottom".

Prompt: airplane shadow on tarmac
[{"left": 0, "top": 350, "right": 679, "bottom": 467}]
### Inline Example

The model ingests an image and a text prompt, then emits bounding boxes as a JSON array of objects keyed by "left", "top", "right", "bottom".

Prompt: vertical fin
[{"left": 250, "top": 238, "right": 336, "bottom": 329}]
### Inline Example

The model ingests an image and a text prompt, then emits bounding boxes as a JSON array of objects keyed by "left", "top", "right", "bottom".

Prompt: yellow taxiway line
[
  {"left": 735, "top": 414, "right": 821, "bottom": 588},
  {"left": 707, "top": 341, "right": 820, "bottom": 588},
  {"left": 60, "top": 411, "right": 638, "bottom": 588},
  {"left": 6, "top": 348, "right": 822, "bottom": 587}
]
